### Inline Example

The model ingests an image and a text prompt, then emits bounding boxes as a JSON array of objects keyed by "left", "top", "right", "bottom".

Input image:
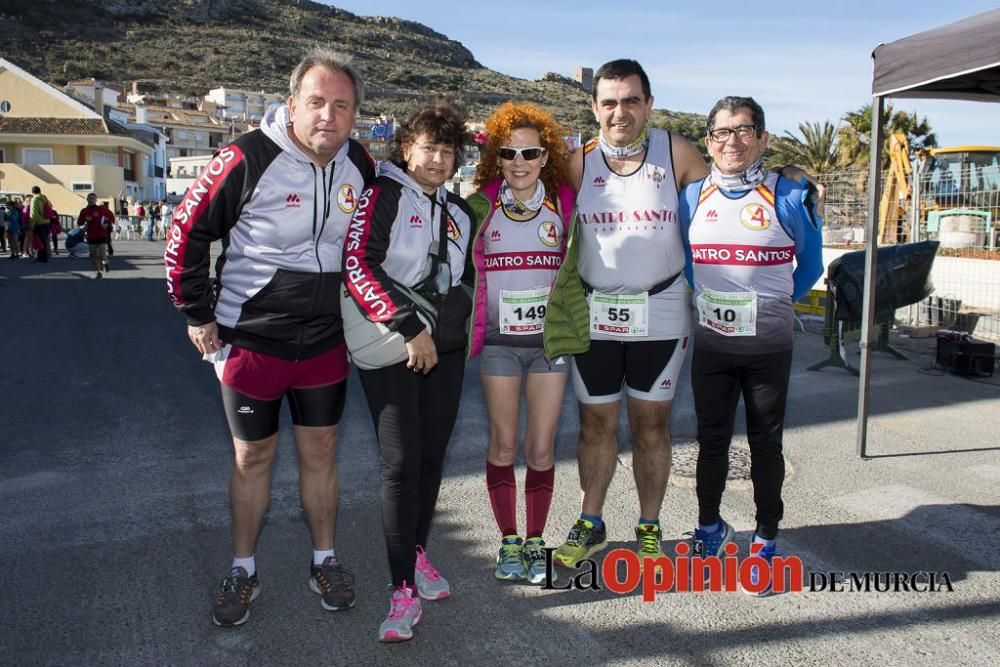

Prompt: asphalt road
[{"left": 2, "top": 241, "right": 998, "bottom": 666}]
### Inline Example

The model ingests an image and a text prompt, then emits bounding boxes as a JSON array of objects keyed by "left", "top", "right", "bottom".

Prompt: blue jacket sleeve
[
  {"left": 678, "top": 181, "right": 702, "bottom": 288},
  {"left": 776, "top": 177, "right": 824, "bottom": 302}
]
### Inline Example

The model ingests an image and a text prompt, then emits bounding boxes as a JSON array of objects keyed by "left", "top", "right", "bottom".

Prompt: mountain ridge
[{"left": 0, "top": 0, "right": 704, "bottom": 139}]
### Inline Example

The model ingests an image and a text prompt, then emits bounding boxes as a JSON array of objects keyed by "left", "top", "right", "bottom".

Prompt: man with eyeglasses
[{"left": 678, "top": 96, "right": 822, "bottom": 595}]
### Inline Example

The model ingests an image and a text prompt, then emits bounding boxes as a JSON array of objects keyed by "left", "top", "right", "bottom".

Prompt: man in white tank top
[{"left": 552, "top": 59, "right": 712, "bottom": 570}]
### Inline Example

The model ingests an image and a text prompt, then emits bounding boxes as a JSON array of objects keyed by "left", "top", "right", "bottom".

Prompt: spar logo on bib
[
  {"left": 538, "top": 221, "right": 560, "bottom": 247},
  {"left": 740, "top": 203, "right": 770, "bottom": 230},
  {"left": 338, "top": 185, "right": 358, "bottom": 213}
]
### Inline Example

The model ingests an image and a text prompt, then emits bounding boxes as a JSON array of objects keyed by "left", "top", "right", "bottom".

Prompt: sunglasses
[{"left": 499, "top": 146, "right": 546, "bottom": 161}]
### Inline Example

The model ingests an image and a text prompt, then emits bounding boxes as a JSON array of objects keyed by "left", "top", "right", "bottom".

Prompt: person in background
[
  {"left": 77, "top": 193, "right": 110, "bottom": 278},
  {"left": 29, "top": 186, "right": 53, "bottom": 263},
  {"left": 100, "top": 201, "right": 115, "bottom": 270}
]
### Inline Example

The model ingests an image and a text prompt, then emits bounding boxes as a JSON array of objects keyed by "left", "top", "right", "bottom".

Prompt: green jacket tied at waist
[{"left": 541, "top": 211, "right": 591, "bottom": 359}]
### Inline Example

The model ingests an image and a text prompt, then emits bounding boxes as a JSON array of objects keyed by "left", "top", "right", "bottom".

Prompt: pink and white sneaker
[
  {"left": 378, "top": 583, "right": 422, "bottom": 642},
  {"left": 414, "top": 546, "right": 450, "bottom": 600}
]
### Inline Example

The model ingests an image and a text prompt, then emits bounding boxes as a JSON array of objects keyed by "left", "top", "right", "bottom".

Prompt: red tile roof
[{"left": 0, "top": 116, "right": 125, "bottom": 136}]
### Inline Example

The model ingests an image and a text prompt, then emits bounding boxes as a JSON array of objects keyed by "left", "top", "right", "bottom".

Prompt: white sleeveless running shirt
[{"left": 576, "top": 128, "right": 689, "bottom": 340}]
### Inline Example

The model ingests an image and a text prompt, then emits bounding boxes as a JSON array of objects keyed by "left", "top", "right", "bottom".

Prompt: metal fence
[{"left": 819, "top": 162, "right": 1000, "bottom": 342}]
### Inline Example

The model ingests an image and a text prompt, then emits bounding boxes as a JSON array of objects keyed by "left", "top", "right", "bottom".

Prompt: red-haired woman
[{"left": 466, "top": 102, "right": 575, "bottom": 584}]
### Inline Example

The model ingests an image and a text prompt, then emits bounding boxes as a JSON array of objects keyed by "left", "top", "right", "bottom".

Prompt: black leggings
[
  {"left": 358, "top": 350, "right": 465, "bottom": 587},
  {"left": 691, "top": 348, "right": 793, "bottom": 540}
]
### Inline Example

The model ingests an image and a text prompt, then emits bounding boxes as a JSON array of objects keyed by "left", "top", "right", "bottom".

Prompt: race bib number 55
[{"left": 590, "top": 292, "right": 649, "bottom": 337}]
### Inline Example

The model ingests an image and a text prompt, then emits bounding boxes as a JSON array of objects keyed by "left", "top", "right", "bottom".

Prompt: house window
[
  {"left": 177, "top": 130, "right": 188, "bottom": 140},
  {"left": 71, "top": 182, "right": 94, "bottom": 192},
  {"left": 0, "top": 148, "right": 5, "bottom": 162},
  {"left": 22, "top": 148, "right": 54, "bottom": 165},
  {"left": 195, "top": 132, "right": 205, "bottom": 143},
  {"left": 89, "top": 151, "right": 116, "bottom": 167}
]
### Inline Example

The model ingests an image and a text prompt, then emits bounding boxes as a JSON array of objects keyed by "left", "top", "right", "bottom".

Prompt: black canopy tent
[{"left": 856, "top": 9, "right": 1000, "bottom": 457}]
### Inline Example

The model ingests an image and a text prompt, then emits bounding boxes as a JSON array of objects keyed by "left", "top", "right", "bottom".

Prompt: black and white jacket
[
  {"left": 165, "top": 104, "right": 375, "bottom": 360},
  {"left": 343, "top": 161, "right": 474, "bottom": 355}
]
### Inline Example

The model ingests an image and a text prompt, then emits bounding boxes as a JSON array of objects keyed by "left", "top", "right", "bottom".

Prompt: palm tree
[
  {"left": 766, "top": 121, "right": 841, "bottom": 175},
  {"left": 837, "top": 103, "right": 937, "bottom": 169}
]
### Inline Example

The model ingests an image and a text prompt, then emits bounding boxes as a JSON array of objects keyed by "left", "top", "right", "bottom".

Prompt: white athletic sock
[
  {"left": 313, "top": 548, "right": 336, "bottom": 566},
  {"left": 232, "top": 555, "right": 256, "bottom": 576}
]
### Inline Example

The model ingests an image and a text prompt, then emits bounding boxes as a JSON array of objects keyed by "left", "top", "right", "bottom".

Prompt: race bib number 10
[
  {"left": 500, "top": 288, "right": 550, "bottom": 335},
  {"left": 696, "top": 288, "right": 757, "bottom": 336},
  {"left": 590, "top": 292, "right": 649, "bottom": 337}
]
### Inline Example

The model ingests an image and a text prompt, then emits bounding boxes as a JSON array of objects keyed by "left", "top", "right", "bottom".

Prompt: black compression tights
[
  {"left": 692, "top": 348, "right": 793, "bottom": 540},
  {"left": 358, "top": 350, "right": 465, "bottom": 587}
]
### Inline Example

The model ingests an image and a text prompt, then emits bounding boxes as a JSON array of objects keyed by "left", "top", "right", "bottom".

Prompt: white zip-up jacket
[
  {"left": 165, "top": 103, "right": 375, "bottom": 360},
  {"left": 342, "top": 161, "right": 474, "bottom": 354}
]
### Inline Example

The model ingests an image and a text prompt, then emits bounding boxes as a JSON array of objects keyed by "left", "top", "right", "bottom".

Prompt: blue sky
[{"left": 321, "top": 0, "right": 1000, "bottom": 147}]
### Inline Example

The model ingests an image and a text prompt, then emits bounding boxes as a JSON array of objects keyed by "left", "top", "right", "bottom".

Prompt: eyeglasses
[
  {"left": 499, "top": 146, "right": 546, "bottom": 161},
  {"left": 707, "top": 125, "right": 759, "bottom": 142}
]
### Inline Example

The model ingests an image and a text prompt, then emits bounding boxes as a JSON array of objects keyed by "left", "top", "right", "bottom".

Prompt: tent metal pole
[{"left": 856, "top": 96, "right": 887, "bottom": 459}]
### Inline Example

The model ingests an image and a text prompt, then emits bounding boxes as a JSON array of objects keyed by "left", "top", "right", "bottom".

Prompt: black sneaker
[
  {"left": 211, "top": 566, "right": 260, "bottom": 627},
  {"left": 309, "top": 557, "right": 356, "bottom": 611}
]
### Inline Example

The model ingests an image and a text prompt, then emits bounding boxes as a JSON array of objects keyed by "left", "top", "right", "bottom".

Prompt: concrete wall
[{"left": 0, "top": 67, "right": 90, "bottom": 118}]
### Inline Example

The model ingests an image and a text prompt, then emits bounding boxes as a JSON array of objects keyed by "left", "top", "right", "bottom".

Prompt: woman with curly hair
[
  {"left": 466, "top": 102, "right": 576, "bottom": 584},
  {"left": 343, "top": 99, "right": 475, "bottom": 641}
]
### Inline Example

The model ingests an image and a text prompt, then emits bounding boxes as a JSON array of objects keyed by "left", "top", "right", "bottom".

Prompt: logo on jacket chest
[
  {"left": 338, "top": 185, "right": 358, "bottom": 213},
  {"left": 285, "top": 193, "right": 301, "bottom": 208},
  {"left": 409, "top": 214, "right": 423, "bottom": 228}
]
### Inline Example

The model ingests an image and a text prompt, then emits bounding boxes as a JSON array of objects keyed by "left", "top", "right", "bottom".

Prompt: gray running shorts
[{"left": 479, "top": 345, "right": 568, "bottom": 377}]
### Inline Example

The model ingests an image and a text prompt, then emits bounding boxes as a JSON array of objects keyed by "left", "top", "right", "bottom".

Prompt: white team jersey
[
  {"left": 576, "top": 128, "right": 689, "bottom": 340},
  {"left": 481, "top": 196, "right": 564, "bottom": 346},
  {"left": 688, "top": 172, "right": 796, "bottom": 351}
]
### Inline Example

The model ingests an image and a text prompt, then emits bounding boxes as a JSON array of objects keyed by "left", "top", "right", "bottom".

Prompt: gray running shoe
[
  {"left": 523, "top": 537, "right": 556, "bottom": 585},
  {"left": 495, "top": 536, "right": 527, "bottom": 581},
  {"left": 211, "top": 566, "right": 260, "bottom": 627},
  {"left": 414, "top": 546, "right": 450, "bottom": 600},
  {"left": 309, "top": 557, "right": 356, "bottom": 611}
]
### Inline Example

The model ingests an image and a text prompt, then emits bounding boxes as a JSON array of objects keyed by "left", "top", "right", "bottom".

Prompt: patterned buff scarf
[
  {"left": 598, "top": 126, "right": 649, "bottom": 159},
  {"left": 500, "top": 179, "right": 546, "bottom": 216},
  {"left": 710, "top": 157, "right": 767, "bottom": 192}
]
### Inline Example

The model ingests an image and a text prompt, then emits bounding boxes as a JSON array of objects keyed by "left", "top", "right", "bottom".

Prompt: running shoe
[
  {"left": 211, "top": 566, "right": 260, "bottom": 627},
  {"left": 553, "top": 519, "right": 607, "bottom": 568},
  {"left": 741, "top": 538, "right": 778, "bottom": 597},
  {"left": 686, "top": 519, "right": 736, "bottom": 584},
  {"left": 414, "top": 546, "right": 450, "bottom": 600},
  {"left": 690, "top": 519, "right": 735, "bottom": 559},
  {"left": 379, "top": 583, "right": 422, "bottom": 642},
  {"left": 495, "top": 535, "right": 526, "bottom": 581},
  {"left": 523, "top": 537, "right": 556, "bottom": 585},
  {"left": 309, "top": 557, "right": 356, "bottom": 611},
  {"left": 635, "top": 523, "right": 666, "bottom": 562}
]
